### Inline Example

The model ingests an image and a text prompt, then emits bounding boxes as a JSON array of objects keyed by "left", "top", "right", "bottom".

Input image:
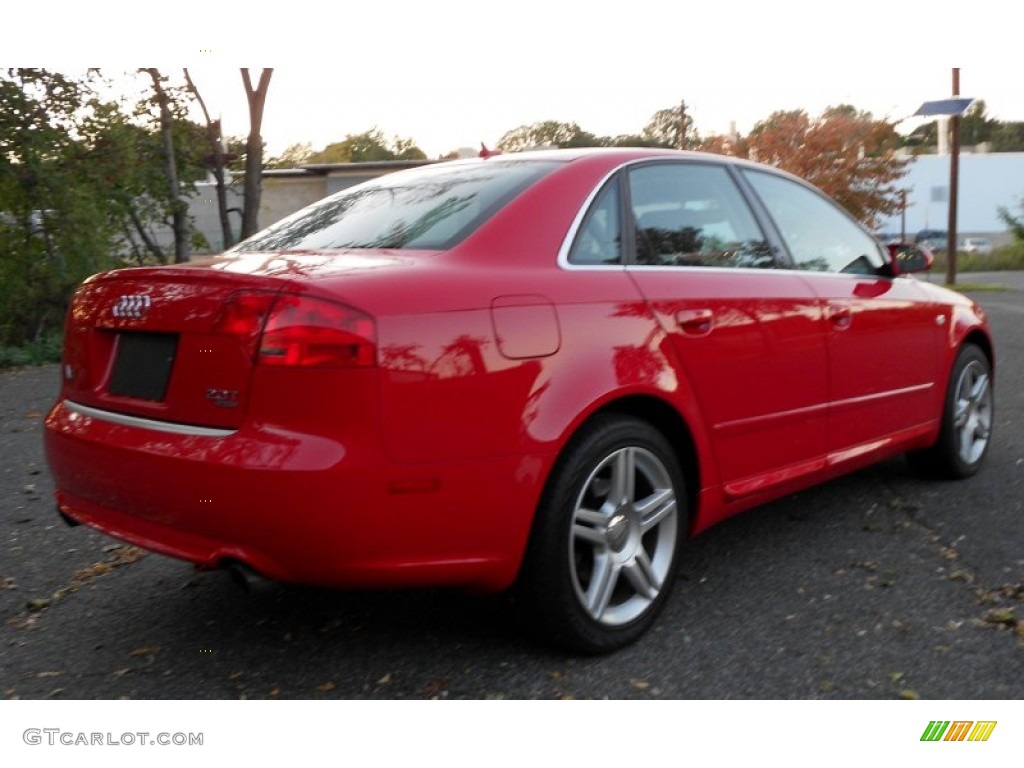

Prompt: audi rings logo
[{"left": 112, "top": 294, "right": 151, "bottom": 319}]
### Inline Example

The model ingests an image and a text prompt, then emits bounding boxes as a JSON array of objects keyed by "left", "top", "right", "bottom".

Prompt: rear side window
[
  {"left": 569, "top": 177, "right": 623, "bottom": 265},
  {"left": 629, "top": 163, "right": 775, "bottom": 268},
  {"left": 232, "top": 160, "right": 562, "bottom": 253}
]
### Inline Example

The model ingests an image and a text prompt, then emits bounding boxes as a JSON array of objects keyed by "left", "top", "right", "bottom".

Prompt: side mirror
[{"left": 886, "top": 242, "right": 934, "bottom": 276}]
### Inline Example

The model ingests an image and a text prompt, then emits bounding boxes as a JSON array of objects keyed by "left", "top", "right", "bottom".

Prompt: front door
[{"left": 741, "top": 168, "right": 945, "bottom": 460}]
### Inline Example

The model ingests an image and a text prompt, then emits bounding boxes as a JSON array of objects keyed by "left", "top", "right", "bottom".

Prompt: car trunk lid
[{"left": 62, "top": 266, "right": 287, "bottom": 430}]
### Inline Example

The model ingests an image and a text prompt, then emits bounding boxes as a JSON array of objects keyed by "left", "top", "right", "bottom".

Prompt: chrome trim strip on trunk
[{"left": 64, "top": 400, "right": 236, "bottom": 438}]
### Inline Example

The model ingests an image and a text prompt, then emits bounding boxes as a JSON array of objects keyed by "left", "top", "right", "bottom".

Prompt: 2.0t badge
[{"left": 205, "top": 388, "right": 239, "bottom": 408}]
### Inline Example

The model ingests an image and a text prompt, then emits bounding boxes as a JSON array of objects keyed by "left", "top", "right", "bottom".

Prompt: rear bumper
[{"left": 44, "top": 399, "right": 543, "bottom": 592}]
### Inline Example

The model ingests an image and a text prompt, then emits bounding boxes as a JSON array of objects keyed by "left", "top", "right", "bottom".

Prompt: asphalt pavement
[{"left": 1, "top": 273, "right": 1021, "bottom": 699}]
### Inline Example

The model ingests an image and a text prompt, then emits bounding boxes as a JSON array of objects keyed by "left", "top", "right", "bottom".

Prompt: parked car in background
[
  {"left": 962, "top": 236, "right": 994, "bottom": 255},
  {"left": 44, "top": 149, "right": 995, "bottom": 653},
  {"left": 915, "top": 229, "right": 948, "bottom": 252}
]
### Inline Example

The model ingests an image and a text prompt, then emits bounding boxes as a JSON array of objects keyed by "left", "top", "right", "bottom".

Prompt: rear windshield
[{"left": 231, "top": 159, "right": 562, "bottom": 253}]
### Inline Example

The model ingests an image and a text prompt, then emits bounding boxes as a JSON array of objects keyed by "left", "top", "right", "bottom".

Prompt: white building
[{"left": 877, "top": 152, "right": 1024, "bottom": 244}]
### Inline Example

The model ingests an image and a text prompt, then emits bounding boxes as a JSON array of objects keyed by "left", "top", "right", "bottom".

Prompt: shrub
[
  {"left": 0, "top": 333, "right": 63, "bottom": 370},
  {"left": 928, "top": 244, "right": 1024, "bottom": 273}
]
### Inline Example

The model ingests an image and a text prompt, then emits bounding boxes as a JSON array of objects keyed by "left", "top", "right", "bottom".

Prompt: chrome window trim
[
  {"left": 624, "top": 265, "right": 795, "bottom": 277},
  {"left": 557, "top": 157, "right": 787, "bottom": 273},
  {"left": 556, "top": 157, "right": 893, "bottom": 278},
  {"left": 556, "top": 164, "right": 627, "bottom": 271},
  {"left": 621, "top": 264, "right": 896, "bottom": 280},
  {"left": 64, "top": 400, "right": 236, "bottom": 438}
]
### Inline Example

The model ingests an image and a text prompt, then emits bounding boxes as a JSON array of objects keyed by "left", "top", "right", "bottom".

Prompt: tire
[
  {"left": 908, "top": 343, "right": 993, "bottom": 479},
  {"left": 519, "top": 414, "right": 686, "bottom": 653}
]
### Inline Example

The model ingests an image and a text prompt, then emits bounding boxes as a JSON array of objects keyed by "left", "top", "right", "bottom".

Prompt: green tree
[
  {"left": 0, "top": 70, "right": 120, "bottom": 345},
  {"left": 496, "top": 121, "right": 603, "bottom": 152},
  {"left": 391, "top": 136, "right": 427, "bottom": 160},
  {"left": 990, "top": 121, "right": 1024, "bottom": 152},
  {"left": 639, "top": 105, "right": 698, "bottom": 149},
  {"left": 0, "top": 69, "right": 211, "bottom": 346},
  {"left": 266, "top": 141, "right": 314, "bottom": 168},
  {"left": 902, "top": 120, "right": 937, "bottom": 151},
  {"left": 80, "top": 101, "right": 207, "bottom": 263},
  {"left": 305, "top": 129, "right": 426, "bottom": 163},
  {"left": 143, "top": 68, "right": 194, "bottom": 263},
  {"left": 959, "top": 100, "right": 995, "bottom": 146},
  {"left": 998, "top": 201, "right": 1024, "bottom": 242},
  {"left": 901, "top": 102, "right": 1024, "bottom": 153},
  {"left": 497, "top": 105, "right": 699, "bottom": 152}
]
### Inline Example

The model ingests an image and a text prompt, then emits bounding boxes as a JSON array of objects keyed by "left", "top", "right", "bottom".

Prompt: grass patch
[
  {"left": 949, "top": 283, "right": 1014, "bottom": 293},
  {"left": 0, "top": 333, "right": 62, "bottom": 370},
  {"left": 929, "top": 245, "right": 1024, "bottom": 273}
]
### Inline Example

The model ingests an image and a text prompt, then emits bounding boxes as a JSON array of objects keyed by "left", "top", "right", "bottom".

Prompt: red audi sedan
[{"left": 44, "top": 148, "right": 994, "bottom": 652}]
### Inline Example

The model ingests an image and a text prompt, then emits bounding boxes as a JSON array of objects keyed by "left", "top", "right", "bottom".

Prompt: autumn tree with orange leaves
[{"left": 701, "top": 106, "right": 909, "bottom": 228}]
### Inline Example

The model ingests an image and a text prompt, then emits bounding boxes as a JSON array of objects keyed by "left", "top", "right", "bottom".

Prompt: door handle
[
  {"left": 828, "top": 304, "right": 852, "bottom": 330},
  {"left": 676, "top": 308, "right": 714, "bottom": 336}
]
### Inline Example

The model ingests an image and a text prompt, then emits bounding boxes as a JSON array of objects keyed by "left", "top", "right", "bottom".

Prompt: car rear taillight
[
  {"left": 216, "top": 292, "right": 278, "bottom": 361},
  {"left": 215, "top": 292, "right": 376, "bottom": 368},
  {"left": 259, "top": 294, "right": 376, "bottom": 367}
]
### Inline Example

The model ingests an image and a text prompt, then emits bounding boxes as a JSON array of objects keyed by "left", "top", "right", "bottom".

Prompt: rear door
[{"left": 623, "top": 161, "right": 830, "bottom": 498}]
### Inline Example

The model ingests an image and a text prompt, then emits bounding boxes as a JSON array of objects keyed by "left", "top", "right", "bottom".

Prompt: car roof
[
  {"left": 464, "top": 146, "right": 812, "bottom": 187},
  {"left": 477, "top": 146, "right": 753, "bottom": 167}
]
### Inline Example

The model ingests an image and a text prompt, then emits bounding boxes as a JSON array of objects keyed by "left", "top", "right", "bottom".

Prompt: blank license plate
[{"left": 108, "top": 332, "right": 178, "bottom": 402}]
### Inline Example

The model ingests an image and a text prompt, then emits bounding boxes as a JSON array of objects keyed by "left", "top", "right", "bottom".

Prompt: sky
[{"left": 9, "top": 2, "right": 1022, "bottom": 159}]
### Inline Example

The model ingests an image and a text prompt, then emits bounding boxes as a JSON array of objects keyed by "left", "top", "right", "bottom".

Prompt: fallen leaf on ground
[
  {"left": 74, "top": 563, "right": 113, "bottom": 581},
  {"left": 983, "top": 608, "right": 1016, "bottom": 627},
  {"left": 107, "top": 546, "right": 147, "bottom": 566}
]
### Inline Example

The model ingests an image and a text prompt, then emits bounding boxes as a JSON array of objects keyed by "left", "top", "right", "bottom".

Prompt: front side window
[
  {"left": 231, "top": 160, "right": 562, "bottom": 253},
  {"left": 629, "top": 163, "right": 775, "bottom": 268},
  {"left": 743, "top": 170, "right": 885, "bottom": 274}
]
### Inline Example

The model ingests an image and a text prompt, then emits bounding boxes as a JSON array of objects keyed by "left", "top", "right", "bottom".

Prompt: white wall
[{"left": 878, "top": 153, "right": 1024, "bottom": 238}]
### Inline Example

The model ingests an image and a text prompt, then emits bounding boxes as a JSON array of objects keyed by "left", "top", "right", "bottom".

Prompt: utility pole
[
  {"left": 946, "top": 68, "right": 960, "bottom": 286},
  {"left": 678, "top": 100, "right": 687, "bottom": 150}
]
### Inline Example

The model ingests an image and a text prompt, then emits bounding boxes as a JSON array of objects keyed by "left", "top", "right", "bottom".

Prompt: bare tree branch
[
  {"left": 184, "top": 68, "right": 234, "bottom": 249},
  {"left": 240, "top": 68, "right": 273, "bottom": 239}
]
